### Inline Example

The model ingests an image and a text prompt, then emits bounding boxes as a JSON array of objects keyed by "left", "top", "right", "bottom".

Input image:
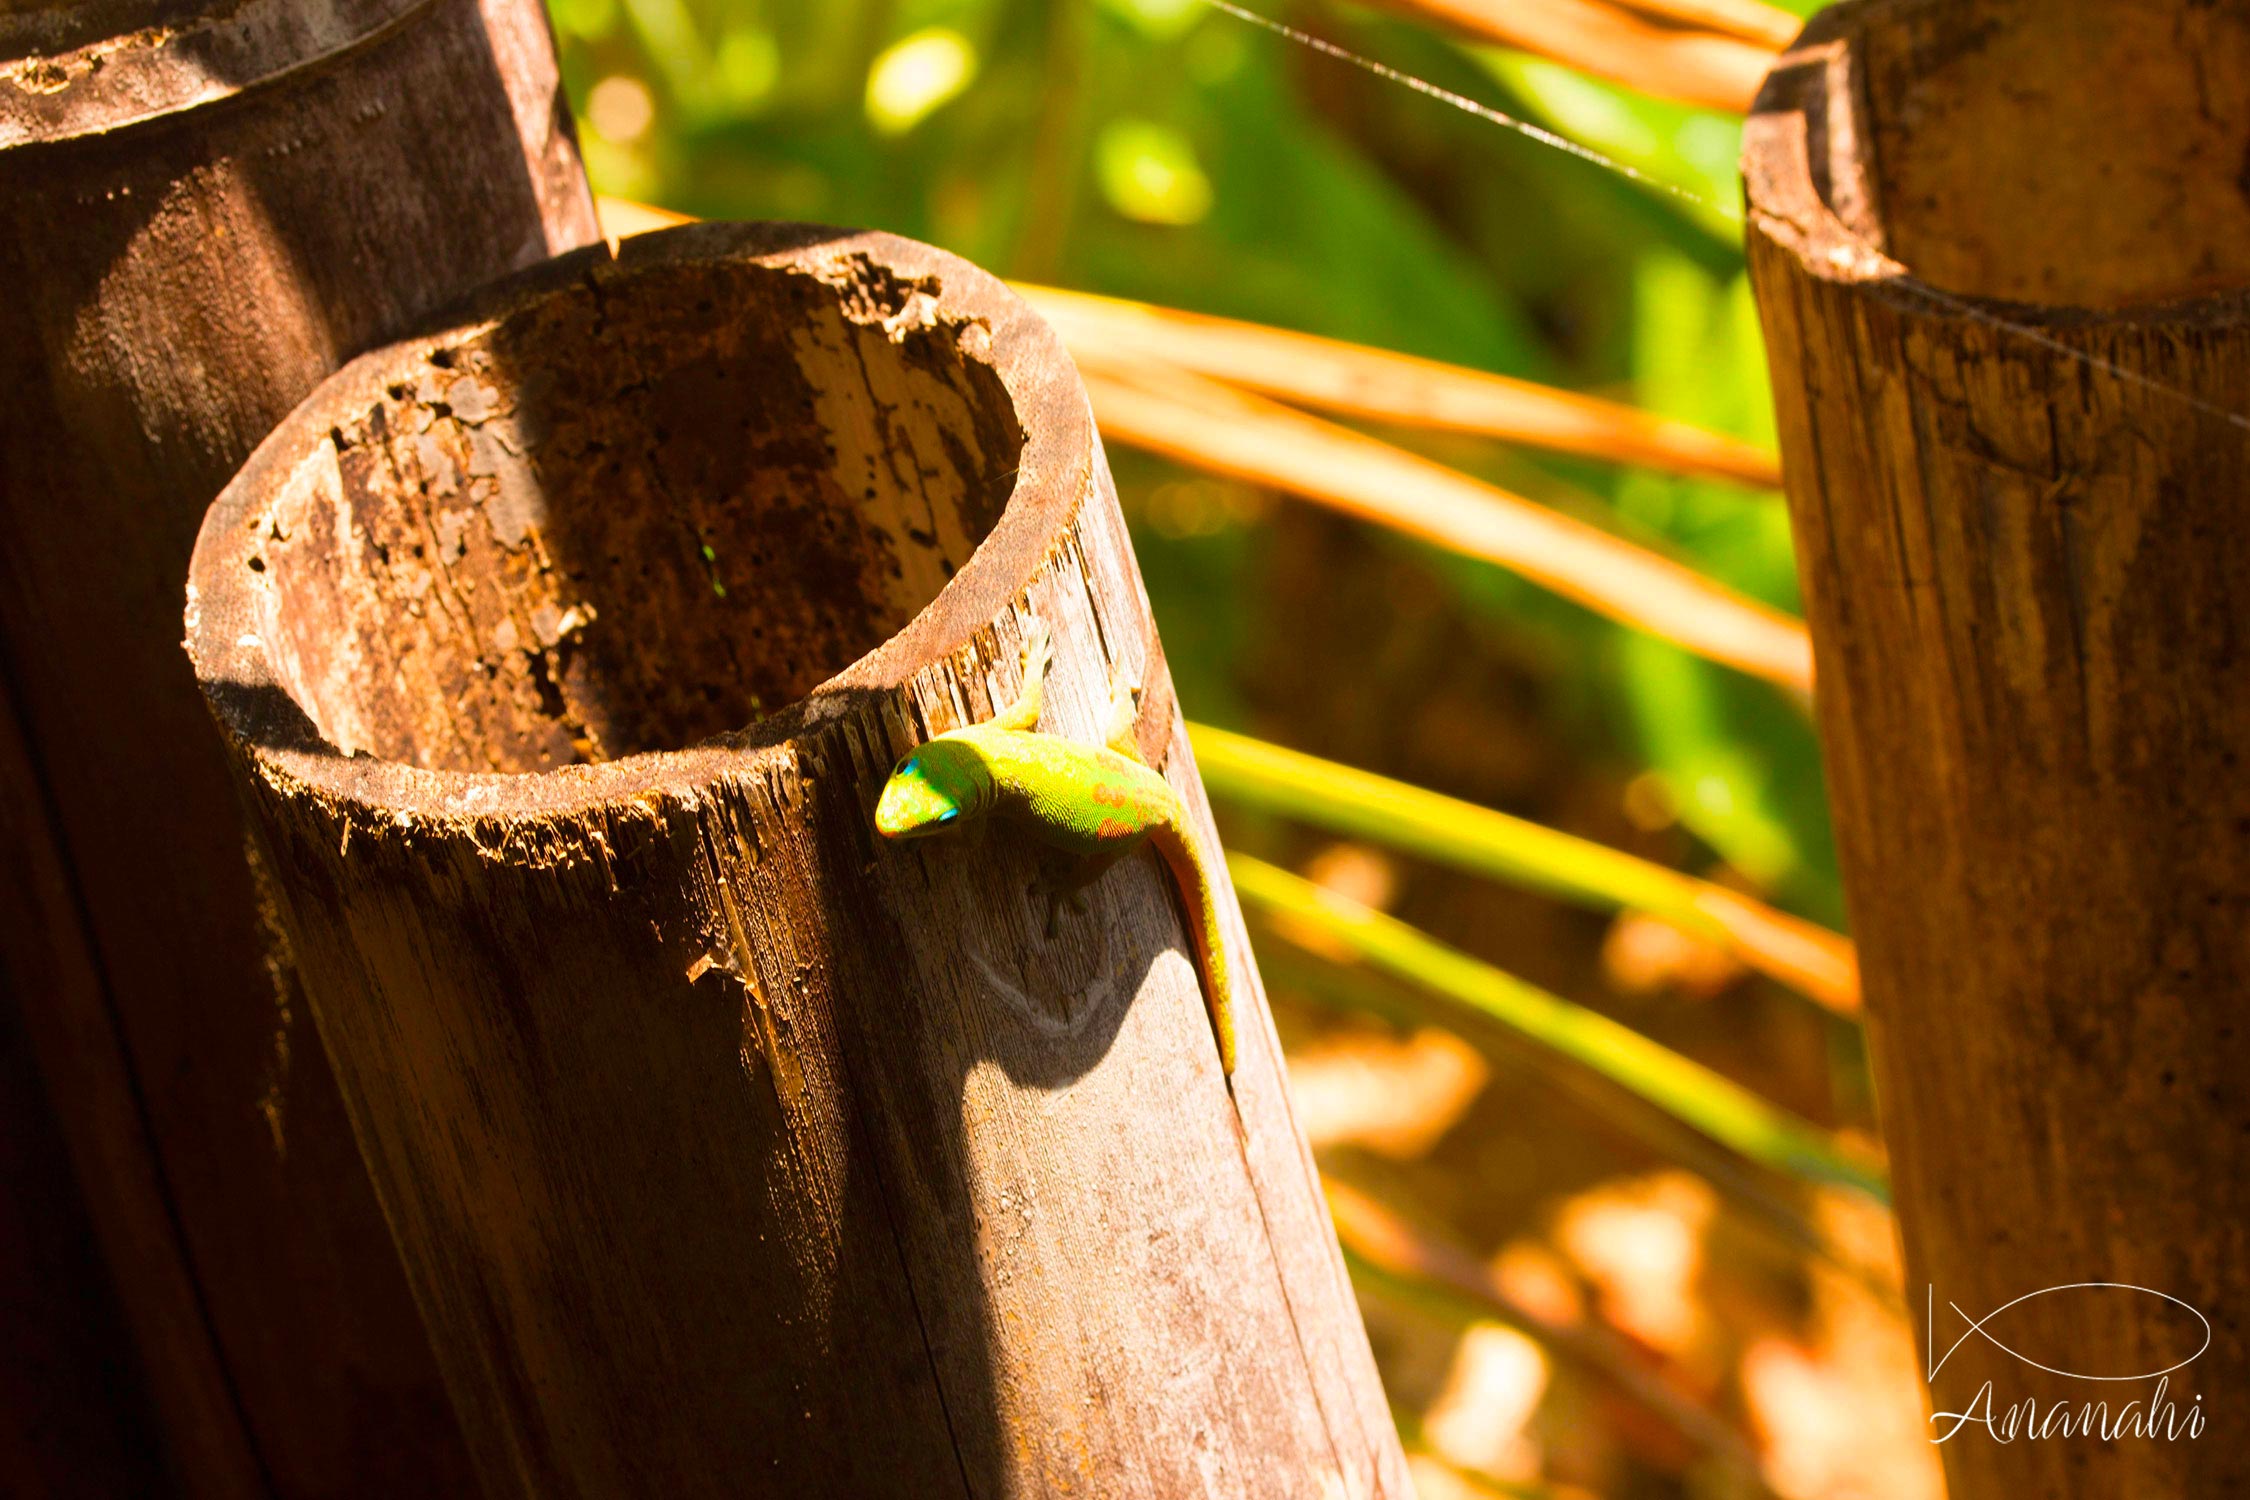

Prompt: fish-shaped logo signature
[{"left": 1928, "top": 1283, "right": 2211, "bottom": 1384}]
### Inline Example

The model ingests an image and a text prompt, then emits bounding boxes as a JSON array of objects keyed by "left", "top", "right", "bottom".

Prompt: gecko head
[{"left": 875, "top": 739, "right": 990, "bottom": 839}]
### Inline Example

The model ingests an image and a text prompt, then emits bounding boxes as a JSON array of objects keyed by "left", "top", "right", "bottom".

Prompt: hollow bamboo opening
[
  {"left": 1802, "top": 0, "right": 2250, "bottom": 310},
  {"left": 244, "top": 245, "right": 1024, "bottom": 776}
]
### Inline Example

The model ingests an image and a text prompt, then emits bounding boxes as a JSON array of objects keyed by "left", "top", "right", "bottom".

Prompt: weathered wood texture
[
  {"left": 188, "top": 223, "right": 1411, "bottom": 1500},
  {"left": 0, "top": 0, "right": 597, "bottom": 1491},
  {"left": 1745, "top": 2, "right": 2250, "bottom": 1494}
]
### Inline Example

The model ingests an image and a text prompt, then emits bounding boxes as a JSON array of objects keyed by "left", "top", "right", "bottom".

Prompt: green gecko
[{"left": 874, "top": 619, "right": 1237, "bottom": 1076}]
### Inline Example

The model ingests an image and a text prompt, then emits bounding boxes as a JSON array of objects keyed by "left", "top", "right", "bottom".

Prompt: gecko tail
[{"left": 1150, "top": 821, "right": 1237, "bottom": 1077}]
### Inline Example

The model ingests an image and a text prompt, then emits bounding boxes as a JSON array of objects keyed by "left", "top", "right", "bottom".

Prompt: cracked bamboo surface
[
  {"left": 190, "top": 223, "right": 1410, "bottom": 1500},
  {"left": 0, "top": 0, "right": 595, "bottom": 1490},
  {"left": 1745, "top": 3, "right": 2250, "bottom": 1495}
]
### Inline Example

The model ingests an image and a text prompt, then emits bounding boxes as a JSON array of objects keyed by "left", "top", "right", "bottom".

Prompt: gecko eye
[{"left": 935, "top": 806, "right": 959, "bottom": 823}]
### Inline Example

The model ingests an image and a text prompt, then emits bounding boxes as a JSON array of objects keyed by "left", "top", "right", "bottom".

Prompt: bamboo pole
[
  {"left": 188, "top": 223, "right": 1411, "bottom": 1499},
  {"left": 0, "top": 0, "right": 597, "bottom": 1489},
  {"left": 1743, "top": 2, "right": 2250, "bottom": 1493}
]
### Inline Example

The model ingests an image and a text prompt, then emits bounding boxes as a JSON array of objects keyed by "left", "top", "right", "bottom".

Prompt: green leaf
[{"left": 1195, "top": 723, "right": 1708, "bottom": 927}]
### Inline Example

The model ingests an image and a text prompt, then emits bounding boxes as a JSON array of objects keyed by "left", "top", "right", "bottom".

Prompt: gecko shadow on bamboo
[{"left": 188, "top": 223, "right": 1407, "bottom": 1499}]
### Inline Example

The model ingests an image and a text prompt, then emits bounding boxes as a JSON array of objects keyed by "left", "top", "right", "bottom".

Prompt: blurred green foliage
[
  {"left": 548, "top": 0, "right": 1841, "bottom": 925},
  {"left": 1229, "top": 855, "right": 1885, "bottom": 1199}
]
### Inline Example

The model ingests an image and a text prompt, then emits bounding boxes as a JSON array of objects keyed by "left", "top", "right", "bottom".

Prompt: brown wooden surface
[
  {"left": 188, "top": 222, "right": 1412, "bottom": 1500},
  {"left": 0, "top": 0, "right": 597, "bottom": 1490},
  {"left": 1744, "top": 2, "right": 2250, "bottom": 1494}
]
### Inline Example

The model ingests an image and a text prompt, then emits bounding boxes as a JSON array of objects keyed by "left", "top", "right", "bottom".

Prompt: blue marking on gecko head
[{"left": 874, "top": 739, "right": 989, "bottom": 839}]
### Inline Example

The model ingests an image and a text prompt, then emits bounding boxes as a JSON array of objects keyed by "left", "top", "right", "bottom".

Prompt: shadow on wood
[
  {"left": 1744, "top": 3, "right": 2250, "bottom": 1495},
  {"left": 188, "top": 223, "right": 1410, "bottom": 1499}
]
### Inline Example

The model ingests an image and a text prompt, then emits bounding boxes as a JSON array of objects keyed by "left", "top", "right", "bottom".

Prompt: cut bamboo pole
[
  {"left": 0, "top": 0, "right": 596, "bottom": 1489},
  {"left": 189, "top": 223, "right": 1411, "bottom": 1500},
  {"left": 1743, "top": 2, "right": 2250, "bottom": 1494}
]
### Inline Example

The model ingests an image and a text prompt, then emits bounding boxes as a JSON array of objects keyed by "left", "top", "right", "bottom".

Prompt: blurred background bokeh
[{"left": 548, "top": 1, "right": 1940, "bottom": 1493}]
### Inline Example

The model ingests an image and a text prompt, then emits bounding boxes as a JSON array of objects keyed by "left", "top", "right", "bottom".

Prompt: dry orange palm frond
[
  {"left": 1608, "top": 0, "right": 1801, "bottom": 50},
  {"left": 596, "top": 201, "right": 1782, "bottom": 489},
  {"left": 587, "top": 200, "right": 1810, "bottom": 690},
  {"left": 1080, "top": 360, "right": 1814, "bottom": 694},
  {"left": 596, "top": 196, "right": 694, "bottom": 240},
  {"left": 1687, "top": 885, "right": 1855, "bottom": 1012},
  {"left": 1019, "top": 285, "right": 1781, "bottom": 489},
  {"left": 1358, "top": 0, "right": 1776, "bottom": 114}
]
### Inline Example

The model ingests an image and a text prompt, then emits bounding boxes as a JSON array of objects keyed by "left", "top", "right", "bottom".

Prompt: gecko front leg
[{"left": 874, "top": 618, "right": 1238, "bottom": 1075}]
